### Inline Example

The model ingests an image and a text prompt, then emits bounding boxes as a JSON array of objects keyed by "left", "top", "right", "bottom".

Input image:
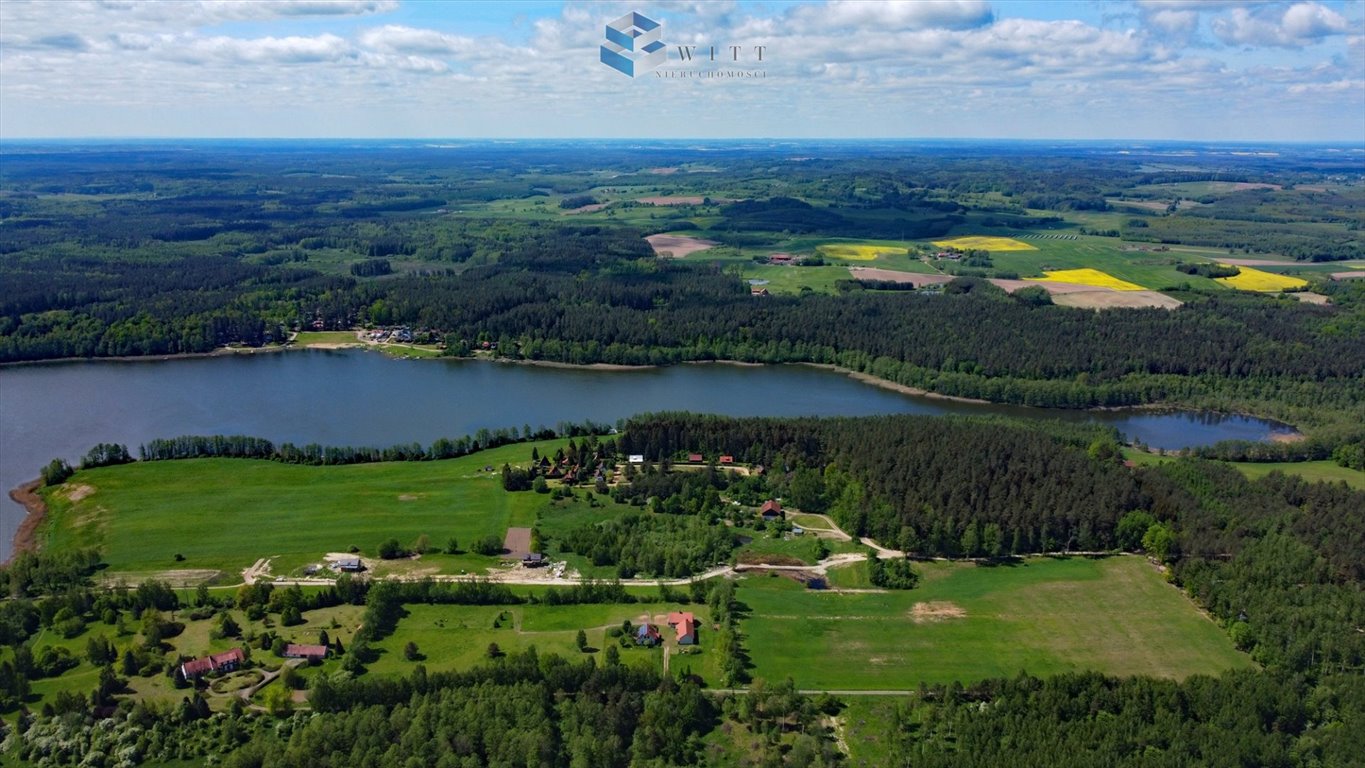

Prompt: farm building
[
  {"left": 635, "top": 624, "right": 662, "bottom": 647},
  {"left": 180, "top": 648, "right": 245, "bottom": 679},
  {"left": 284, "top": 644, "right": 329, "bottom": 661},
  {"left": 718, "top": 456, "right": 734, "bottom": 465},
  {"left": 335, "top": 557, "right": 363, "bottom": 572},
  {"left": 760, "top": 500, "right": 784, "bottom": 521},
  {"left": 628, "top": 454, "right": 645, "bottom": 464},
  {"left": 750, "top": 286, "right": 770, "bottom": 296},
  {"left": 687, "top": 453, "right": 704, "bottom": 463},
  {"left": 522, "top": 553, "right": 546, "bottom": 568},
  {"left": 667, "top": 611, "right": 697, "bottom": 645}
]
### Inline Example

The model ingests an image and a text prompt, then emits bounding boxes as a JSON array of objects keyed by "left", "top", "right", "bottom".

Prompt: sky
[{"left": 1, "top": 0, "right": 1362, "bottom": 141}]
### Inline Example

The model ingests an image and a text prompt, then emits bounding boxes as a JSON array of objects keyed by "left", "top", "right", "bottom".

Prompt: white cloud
[
  {"left": 1145, "top": 8, "right": 1198, "bottom": 36},
  {"left": 791, "top": 0, "right": 993, "bottom": 31},
  {"left": 1288, "top": 77, "right": 1363, "bottom": 93},
  {"left": 1212, "top": 2, "right": 1353, "bottom": 48},
  {"left": 358, "top": 25, "right": 479, "bottom": 56},
  {"left": 0, "top": 0, "right": 1360, "bottom": 140}
]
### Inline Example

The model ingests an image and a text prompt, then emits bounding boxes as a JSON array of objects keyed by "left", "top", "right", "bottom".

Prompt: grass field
[
  {"left": 1230, "top": 460, "right": 1365, "bottom": 489},
  {"left": 931, "top": 236, "right": 1037, "bottom": 252},
  {"left": 740, "top": 556, "right": 1251, "bottom": 689},
  {"left": 366, "top": 602, "right": 719, "bottom": 683},
  {"left": 1026, "top": 268, "right": 1148, "bottom": 291},
  {"left": 816, "top": 243, "right": 909, "bottom": 261},
  {"left": 1216, "top": 264, "right": 1309, "bottom": 291},
  {"left": 41, "top": 440, "right": 568, "bottom": 579},
  {"left": 292, "top": 331, "right": 360, "bottom": 345}
]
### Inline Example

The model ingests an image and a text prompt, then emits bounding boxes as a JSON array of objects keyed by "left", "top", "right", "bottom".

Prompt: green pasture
[
  {"left": 41, "top": 440, "right": 570, "bottom": 579},
  {"left": 739, "top": 556, "right": 1252, "bottom": 690}
]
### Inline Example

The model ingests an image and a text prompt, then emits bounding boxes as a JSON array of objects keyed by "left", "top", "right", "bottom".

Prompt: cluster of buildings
[
  {"left": 179, "top": 648, "right": 245, "bottom": 679},
  {"left": 634, "top": 611, "right": 698, "bottom": 647}
]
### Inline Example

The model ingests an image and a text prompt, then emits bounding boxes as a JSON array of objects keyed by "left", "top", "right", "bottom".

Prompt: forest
[{"left": 2, "top": 141, "right": 1363, "bottom": 435}]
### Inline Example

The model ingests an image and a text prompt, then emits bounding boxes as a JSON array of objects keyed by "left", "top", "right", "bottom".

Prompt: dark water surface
[{"left": 0, "top": 350, "right": 1295, "bottom": 556}]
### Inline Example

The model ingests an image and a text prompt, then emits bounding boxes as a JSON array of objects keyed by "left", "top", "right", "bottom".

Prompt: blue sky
[{"left": 1, "top": 0, "right": 1361, "bottom": 141}]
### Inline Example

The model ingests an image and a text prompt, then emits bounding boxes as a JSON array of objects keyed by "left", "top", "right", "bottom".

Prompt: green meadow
[
  {"left": 1230, "top": 460, "right": 1365, "bottom": 489},
  {"left": 40, "top": 440, "right": 571, "bottom": 579},
  {"left": 741, "top": 556, "right": 1252, "bottom": 690},
  {"left": 365, "top": 602, "right": 719, "bottom": 683}
]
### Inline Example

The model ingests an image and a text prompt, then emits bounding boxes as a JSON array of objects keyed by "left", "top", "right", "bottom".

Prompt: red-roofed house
[
  {"left": 284, "top": 644, "right": 329, "bottom": 661},
  {"left": 180, "top": 647, "right": 245, "bottom": 679},
  {"left": 759, "top": 500, "right": 783, "bottom": 521},
  {"left": 687, "top": 453, "right": 704, "bottom": 463},
  {"left": 718, "top": 456, "right": 734, "bottom": 465},
  {"left": 667, "top": 611, "right": 697, "bottom": 645}
]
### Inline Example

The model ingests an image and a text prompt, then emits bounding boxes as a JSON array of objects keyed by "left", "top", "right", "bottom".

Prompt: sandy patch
[
  {"left": 1332, "top": 272, "right": 1365, "bottom": 280},
  {"left": 910, "top": 601, "right": 966, "bottom": 623},
  {"left": 397, "top": 494, "right": 422, "bottom": 502},
  {"left": 1270, "top": 432, "right": 1307, "bottom": 443},
  {"left": 990, "top": 278, "right": 1105, "bottom": 295},
  {"left": 564, "top": 203, "right": 607, "bottom": 214},
  {"left": 646, "top": 234, "right": 718, "bottom": 258},
  {"left": 648, "top": 167, "right": 679, "bottom": 175},
  {"left": 849, "top": 267, "right": 952, "bottom": 287},
  {"left": 65, "top": 484, "right": 96, "bottom": 502},
  {"left": 1053, "top": 291, "right": 1183, "bottom": 310},
  {"left": 1293, "top": 292, "right": 1331, "bottom": 305},
  {"left": 639, "top": 195, "right": 705, "bottom": 205}
]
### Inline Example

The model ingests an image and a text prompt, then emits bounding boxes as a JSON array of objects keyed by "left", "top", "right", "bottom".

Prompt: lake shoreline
[
  {"left": 1, "top": 344, "right": 1305, "bottom": 432},
  {"left": 6, "top": 479, "right": 45, "bottom": 565}
]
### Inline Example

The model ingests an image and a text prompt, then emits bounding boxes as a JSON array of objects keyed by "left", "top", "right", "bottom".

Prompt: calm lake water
[{"left": 0, "top": 350, "right": 1296, "bottom": 557}]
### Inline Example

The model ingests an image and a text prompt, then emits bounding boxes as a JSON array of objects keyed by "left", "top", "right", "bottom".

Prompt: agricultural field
[
  {"left": 931, "top": 236, "right": 1037, "bottom": 251},
  {"left": 1025, "top": 268, "right": 1148, "bottom": 291},
  {"left": 1216, "top": 264, "right": 1310, "bottom": 292},
  {"left": 39, "top": 440, "right": 573, "bottom": 580},
  {"left": 815, "top": 243, "right": 909, "bottom": 260},
  {"left": 741, "top": 556, "right": 1252, "bottom": 689}
]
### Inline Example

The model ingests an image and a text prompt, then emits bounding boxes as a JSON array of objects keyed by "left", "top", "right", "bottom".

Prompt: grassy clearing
[
  {"left": 1230, "top": 460, "right": 1365, "bottom": 489},
  {"left": 740, "top": 556, "right": 1251, "bottom": 690},
  {"left": 1217, "top": 265, "right": 1309, "bottom": 291},
  {"left": 839, "top": 697, "right": 912, "bottom": 767},
  {"left": 739, "top": 264, "right": 850, "bottom": 294},
  {"left": 931, "top": 236, "right": 1037, "bottom": 252},
  {"left": 1026, "top": 268, "right": 1148, "bottom": 291},
  {"left": 292, "top": 331, "right": 360, "bottom": 346},
  {"left": 366, "top": 602, "right": 719, "bottom": 683},
  {"left": 41, "top": 440, "right": 570, "bottom": 578}
]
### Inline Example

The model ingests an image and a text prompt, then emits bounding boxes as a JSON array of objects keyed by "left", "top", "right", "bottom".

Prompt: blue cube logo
[{"left": 600, "top": 11, "right": 665, "bottom": 77}]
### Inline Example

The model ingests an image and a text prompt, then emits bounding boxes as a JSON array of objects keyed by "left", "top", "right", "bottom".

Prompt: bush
[
  {"left": 471, "top": 535, "right": 504, "bottom": 556},
  {"left": 377, "top": 538, "right": 406, "bottom": 559}
]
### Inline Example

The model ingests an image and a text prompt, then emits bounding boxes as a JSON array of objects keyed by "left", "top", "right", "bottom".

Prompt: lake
[{"left": 0, "top": 350, "right": 1296, "bottom": 557}]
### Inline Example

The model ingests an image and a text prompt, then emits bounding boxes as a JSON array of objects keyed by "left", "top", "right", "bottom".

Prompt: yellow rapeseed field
[
  {"left": 1026, "top": 268, "right": 1147, "bottom": 291},
  {"left": 816, "top": 243, "right": 909, "bottom": 260},
  {"left": 931, "top": 236, "right": 1037, "bottom": 252},
  {"left": 1215, "top": 265, "right": 1308, "bottom": 292}
]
